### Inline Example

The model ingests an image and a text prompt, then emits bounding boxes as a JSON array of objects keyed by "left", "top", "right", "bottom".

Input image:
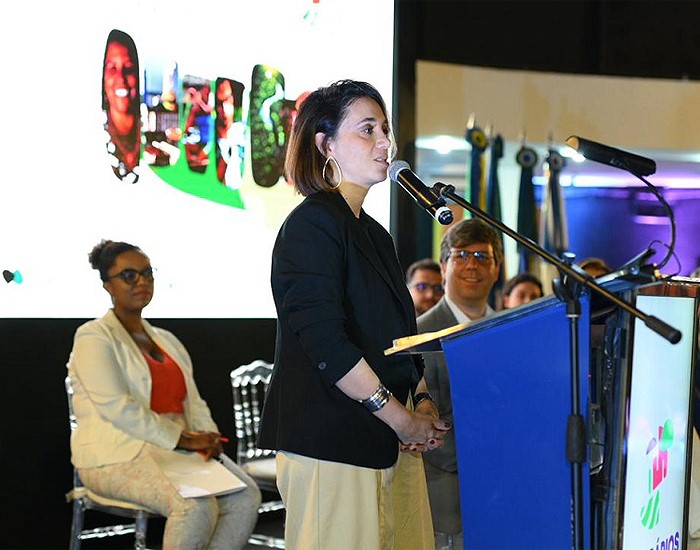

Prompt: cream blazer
[{"left": 67, "top": 309, "right": 219, "bottom": 469}]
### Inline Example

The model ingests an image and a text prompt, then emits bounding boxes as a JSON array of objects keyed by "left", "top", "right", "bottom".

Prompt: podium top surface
[
  {"left": 385, "top": 294, "right": 566, "bottom": 355},
  {"left": 384, "top": 275, "right": 700, "bottom": 357}
]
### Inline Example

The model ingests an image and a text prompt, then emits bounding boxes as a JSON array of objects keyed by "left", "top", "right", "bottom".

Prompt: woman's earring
[{"left": 322, "top": 156, "right": 343, "bottom": 189}]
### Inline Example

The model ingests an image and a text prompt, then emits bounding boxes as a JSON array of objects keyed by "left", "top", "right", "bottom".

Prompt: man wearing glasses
[
  {"left": 406, "top": 258, "right": 444, "bottom": 316},
  {"left": 417, "top": 217, "right": 503, "bottom": 550}
]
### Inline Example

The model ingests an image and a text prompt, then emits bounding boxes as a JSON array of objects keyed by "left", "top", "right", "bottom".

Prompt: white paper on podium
[
  {"left": 384, "top": 322, "right": 469, "bottom": 356},
  {"left": 150, "top": 449, "right": 247, "bottom": 498}
]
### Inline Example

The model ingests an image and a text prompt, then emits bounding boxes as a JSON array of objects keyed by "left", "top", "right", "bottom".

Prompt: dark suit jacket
[
  {"left": 417, "top": 297, "right": 465, "bottom": 534},
  {"left": 416, "top": 297, "right": 460, "bottom": 473},
  {"left": 258, "top": 191, "right": 423, "bottom": 469}
]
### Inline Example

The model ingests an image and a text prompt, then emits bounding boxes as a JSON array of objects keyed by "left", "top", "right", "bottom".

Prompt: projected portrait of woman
[{"left": 102, "top": 29, "right": 141, "bottom": 183}]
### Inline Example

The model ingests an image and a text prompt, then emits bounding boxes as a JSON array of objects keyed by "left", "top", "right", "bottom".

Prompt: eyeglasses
[
  {"left": 106, "top": 266, "right": 156, "bottom": 285},
  {"left": 410, "top": 282, "right": 444, "bottom": 294},
  {"left": 449, "top": 250, "right": 494, "bottom": 265}
]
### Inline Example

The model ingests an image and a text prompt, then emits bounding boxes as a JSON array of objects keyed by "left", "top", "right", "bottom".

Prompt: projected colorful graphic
[
  {"left": 0, "top": 0, "right": 394, "bottom": 318},
  {"left": 103, "top": 31, "right": 307, "bottom": 209}
]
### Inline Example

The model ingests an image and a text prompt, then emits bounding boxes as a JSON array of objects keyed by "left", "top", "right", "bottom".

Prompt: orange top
[{"left": 144, "top": 349, "right": 187, "bottom": 414}]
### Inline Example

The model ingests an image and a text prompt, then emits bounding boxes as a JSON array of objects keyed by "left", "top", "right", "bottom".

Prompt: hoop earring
[{"left": 322, "top": 156, "right": 343, "bottom": 189}]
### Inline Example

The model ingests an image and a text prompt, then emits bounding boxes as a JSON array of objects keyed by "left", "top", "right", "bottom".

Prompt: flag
[
  {"left": 515, "top": 145, "right": 539, "bottom": 273},
  {"left": 466, "top": 125, "right": 488, "bottom": 211},
  {"left": 539, "top": 148, "right": 568, "bottom": 256},
  {"left": 486, "top": 134, "right": 503, "bottom": 221},
  {"left": 487, "top": 134, "right": 505, "bottom": 308},
  {"left": 538, "top": 149, "right": 568, "bottom": 292}
]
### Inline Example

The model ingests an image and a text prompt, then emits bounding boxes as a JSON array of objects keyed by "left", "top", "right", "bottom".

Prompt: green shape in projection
[{"left": 150, "top": 142, "right": 245, "bottom": 209}]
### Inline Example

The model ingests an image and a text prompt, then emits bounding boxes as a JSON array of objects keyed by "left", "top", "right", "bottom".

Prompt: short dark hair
[
  {"left": 89, "top": 239, "right": 142, "bottom": 281},
  {"left": 405, "top": 258, "right": 441, "bottom": 283},
  {"left": 503, "top": 272, "right": 543, "bottom": 297},
  {"left": 284, "top": 79, "right": 393, "bottom": 196},
  {"left": 577, "top": 257, "right": 611, "bottom": 274},
  {"left": 439, "top": 218, "right": 503, "bottom": 266}
]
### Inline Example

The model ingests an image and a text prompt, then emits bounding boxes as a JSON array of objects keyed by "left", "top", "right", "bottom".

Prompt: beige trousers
[
  {"left": 277, "top": 448, "right": 435, "bottom": 550},
  {"left": 79, "top": 446, "right": 261, "bottom": 550}
]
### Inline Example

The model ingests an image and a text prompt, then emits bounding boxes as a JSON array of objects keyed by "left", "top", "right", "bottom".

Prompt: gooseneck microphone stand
[
  {"left": 432, "top": 182, "right": 682, "bottom": 342},
  {"left": 432, "top": 182, "right": 681, "bottom": 550}
]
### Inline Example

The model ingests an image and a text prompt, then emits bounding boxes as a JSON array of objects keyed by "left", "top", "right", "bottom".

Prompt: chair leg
[
  {"left": 69, "top": 500, "right": 84, "bottom": 550},
  {"left": 134, "top": 512, "right": 149, "bottom": 550},
  {"left": 248, "top": 533, "right": 286, "bottom": 548}
]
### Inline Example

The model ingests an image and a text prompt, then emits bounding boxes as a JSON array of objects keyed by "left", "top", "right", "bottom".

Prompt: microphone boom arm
[{"left": 432, "top": 182, "right": 681, "bottom": 344}]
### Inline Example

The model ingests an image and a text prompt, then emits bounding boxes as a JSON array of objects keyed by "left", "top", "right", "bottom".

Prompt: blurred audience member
[
  {"left": 502, "top": 272, "right": 543, "bottom": 309},
  {"left": 406, "top": 258, "right": 444, "bottom": 316},
  {"left": 578, "top": 257, "right": 612, "bottom": 278}
]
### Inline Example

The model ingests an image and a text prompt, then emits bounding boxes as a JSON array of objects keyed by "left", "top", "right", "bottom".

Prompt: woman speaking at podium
[{"left": 258, "top": 79, "right": 451, "bottom": 549}]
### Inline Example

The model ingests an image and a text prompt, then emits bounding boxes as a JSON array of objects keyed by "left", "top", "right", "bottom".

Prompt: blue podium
[
  {"left": 439, "top": 295, "right": 591, "bottom": 549},
  {"left": 592, "top": 278, "right": 697, "bottom": 549},
  {"left": 413, "top": 277, "right": 699, "bottom": 549}
]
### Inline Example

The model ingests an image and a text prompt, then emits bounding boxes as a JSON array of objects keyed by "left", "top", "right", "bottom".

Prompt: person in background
[
  {"left": 407, "top": 258, "right": 444, "bottom": 316},
  {"left": 102, "top": 29, "right": 141, "bottom": 183},
  {"left": 417, "top": 217, "right": 503, "bottom": 550},
  {"left": 67, "top": 239, "right": 261, "bottom": 549},
  {"left": 578, "top": 257, "right": 612, "bottom": 278},
  {"left": 502, "top": 271, "right": 544, "bottom": 309},
  {"left": 258, "top": 79, "right": 451, "bottom": 550}
]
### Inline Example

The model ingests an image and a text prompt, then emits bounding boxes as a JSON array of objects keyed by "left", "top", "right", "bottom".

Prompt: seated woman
[{"left": 67, "top": 239, "right": 261, "bottom": 549}]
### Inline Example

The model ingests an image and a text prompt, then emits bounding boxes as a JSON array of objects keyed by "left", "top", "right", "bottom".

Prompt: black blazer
[{"left": 258, "top": 191, "right": 423, "bottom": 469}]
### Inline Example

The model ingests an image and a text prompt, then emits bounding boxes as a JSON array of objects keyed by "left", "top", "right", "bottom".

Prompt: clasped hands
[
  {"left": 399, "top": 400, "right": 451, "bottom": 454},
  {"left": 176, "top": 430, "right": 225, "bottom": 460}
]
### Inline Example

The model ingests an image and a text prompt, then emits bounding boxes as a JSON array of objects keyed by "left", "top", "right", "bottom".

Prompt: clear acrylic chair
[
  {"left": 230, "top": 359, "right": 285, "bottom": 548},
  {"left": 64, "top": 375, "right": 161, "bottom": 550}
]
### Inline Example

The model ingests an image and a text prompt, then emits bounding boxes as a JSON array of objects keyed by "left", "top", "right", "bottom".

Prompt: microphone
[
  {"left": 565, "top": 136, "right": 656, "bottom": 177},
  {"left": 388, "top": 160, "right": 454, "bottom": 225}
]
